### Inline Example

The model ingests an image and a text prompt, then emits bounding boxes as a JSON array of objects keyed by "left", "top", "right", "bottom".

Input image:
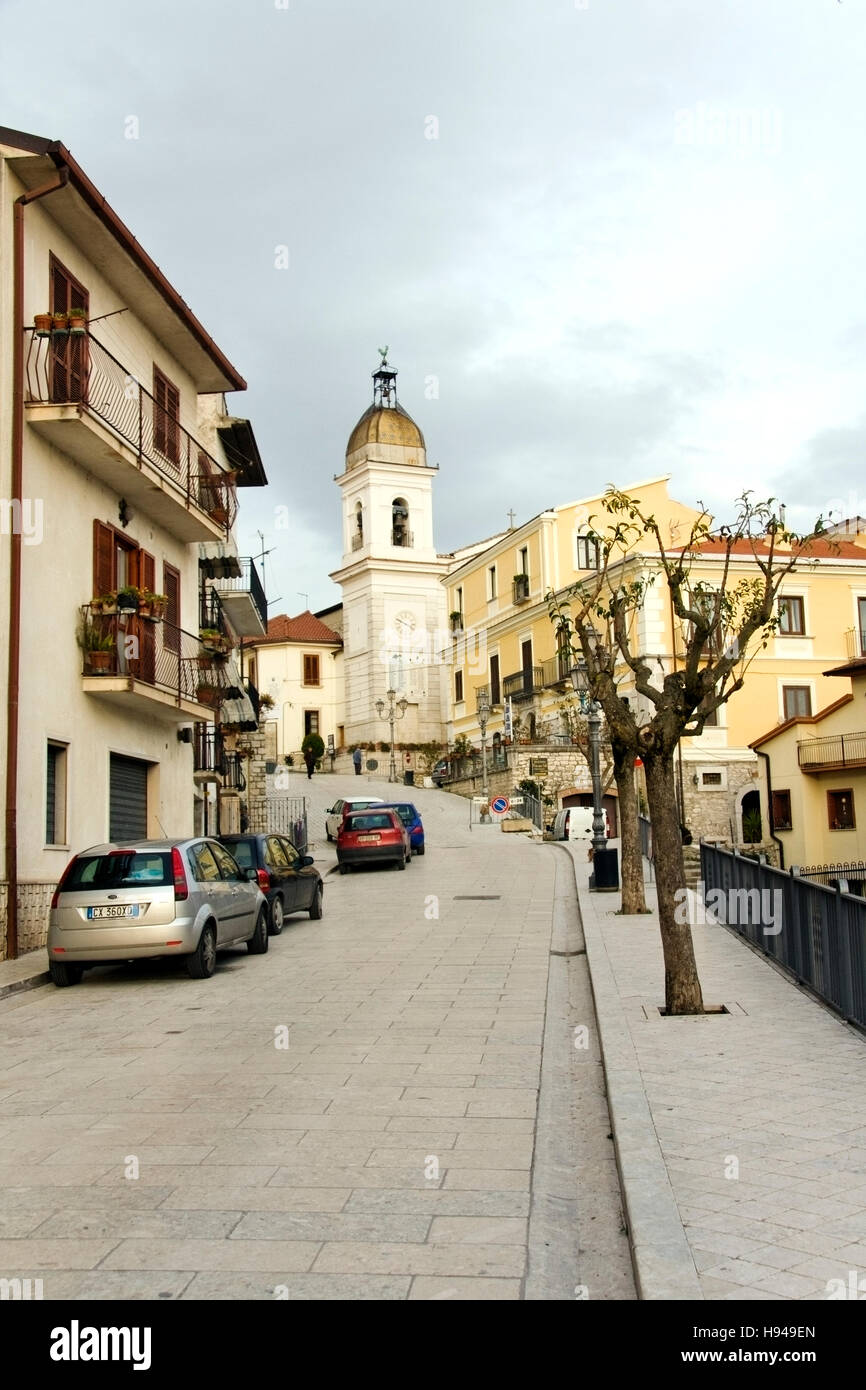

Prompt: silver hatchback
[{"left": 47, "top": 837, "right": 268, "bottom": 987}]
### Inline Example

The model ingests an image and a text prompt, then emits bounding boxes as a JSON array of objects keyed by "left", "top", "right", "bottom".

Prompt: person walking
[
  {"left": 303, "top": 746, "right": 316, "bottom": 780},
  {"left": 352, "top": 746, "right": 362, "bottom": 776}
]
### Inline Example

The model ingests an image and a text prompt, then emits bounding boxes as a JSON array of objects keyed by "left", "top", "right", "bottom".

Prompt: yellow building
[
  {"left": 750, "top": 661, "right": 866, "bottom": 871},
  {"left": 444, "top": 476, "right": 866, "bottom": 842}
]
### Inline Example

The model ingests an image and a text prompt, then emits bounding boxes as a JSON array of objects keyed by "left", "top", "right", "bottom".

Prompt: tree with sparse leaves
[{"left": 549, "top": 489, "right": 827, "bottom": 1015}]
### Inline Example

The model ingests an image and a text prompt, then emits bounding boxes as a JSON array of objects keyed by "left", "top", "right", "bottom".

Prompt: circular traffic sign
[{"left": 491, "top": 796, "right": 510, "bottom": 815}]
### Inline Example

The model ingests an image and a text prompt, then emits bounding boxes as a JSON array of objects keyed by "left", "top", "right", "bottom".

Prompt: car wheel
[
  {"left": 339, "top": 863, "right": 350, "bottom": 875},
  {"left": 270, "top": 895, "right": 285, "bottom": 935},
  {"left": 396, "top": 854, "right": 406, "bottom": 870},
  {"left": 49, "top": 960, "right": 83, "bottom": 988},
  {"left": 309, "top": 882, "right": 324, "bottom": 919},
  {"left": 247, "top": 907, "right": 269, "bottom": 954},
  {"left": 416, "top": 844, "right": 425, "bottom": 856},
  {"left": 326, "top": 829, "right": 333, "bottom": 842},
  {"left": 187, "top": 923, "right": 217, "bottom": 979}
]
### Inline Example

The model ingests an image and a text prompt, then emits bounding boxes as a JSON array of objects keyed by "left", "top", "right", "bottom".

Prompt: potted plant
[
  {"left": 77, "top": 614, "right": 115, "bottom": 673},
  {"left": 258, "top": 692, "right": 275, "bottom": 710},
  {"left": 449, "top": 611, "right": 463, "bottom": 632},
  {"left": 68, "top": 307, "right": 87, "bottom": 333},
  {"left": 116, "top": 586, "right": 139, "bottom": 613},
  {"left": 196, "top": 681, "right": 222, "bottom": 708},
  {"left": 93, "top": 591, "right": 117, "bottom": 615},
  {"left": 51, "top": 310, "right": 68, "bottom": 332},
  {"left": 34, "top": 312, "right": 53, "bottom": 336},
  {"left": 512, "top": 573, "right": 530, "bottom": 602},
  {"left": 139, "top": 591, "right": 167, "bottom": 621},
  {"left": 199, "top": 627, "right": 228, "bottom": 654}
]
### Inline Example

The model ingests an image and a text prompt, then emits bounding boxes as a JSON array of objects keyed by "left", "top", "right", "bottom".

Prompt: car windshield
[
  {"left": 385, "top": 806, "right": 414, "bottom": 824},
  {"left": 64, "top": 852, "right": 173, "bottom": 889},
  {"left": 347, "top": 813, "right": 394, "bottom": 830},
  {"left": 223, "top": 840, "right": 254, "bottom": 868}
]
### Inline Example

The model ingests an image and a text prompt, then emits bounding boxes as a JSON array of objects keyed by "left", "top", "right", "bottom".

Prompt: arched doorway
[{"left": 740, "top": 788, "right": 762, "bottom": 843}]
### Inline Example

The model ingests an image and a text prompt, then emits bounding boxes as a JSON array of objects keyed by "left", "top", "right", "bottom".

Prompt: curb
[
  {"left": 555, "top": 845, "right": 702, "bottom": 1301},
  {"left": 0, "top": 969, "right": 51, "bottom": 1002}
]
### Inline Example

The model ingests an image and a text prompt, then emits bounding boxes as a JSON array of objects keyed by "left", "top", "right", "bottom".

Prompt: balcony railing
[
  {"left": 209, "top": 556, "right": 267, "bottom": 636},
  {"left": 391, "top": 530, "right": 414, "bottom": 548},
  {"left": 504, "top": 666, "right": 544, "bottom": 701},
  {"left": 797, "top": 730, "right": 866, "bottom": 771},
  {"left": 541, "top": 653, "right": 572, "bottom": 688},
  {"left": 193, "top": 723, "right": 246, "bottom": 789},
  {"left": 512, "top": 575, "right": 530, "bottom": 604},
  {"left": 26, "top": 329, "right": 237, "bottom": 534},
  {"left": 351, "top": 533, "right": 364, "bottom": 551},
  {"left": 845, "top": 627, "right": 866, "bottom": 661},
  {"left": 80, "top": 606, "right": 231, "bottom": 710}
]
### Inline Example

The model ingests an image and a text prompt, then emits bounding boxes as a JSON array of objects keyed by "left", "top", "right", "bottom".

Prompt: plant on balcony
[
  {"left": 34, "top": 312, "right": 53, "bottom": 335},
  {"left": 199, "top": 628, "right": 230, "bottom": 656},
  {"left": 68, "top": 307, "right": 87, "bottom": 333},
  {"left": 93, "top": 591, "right": 118, "bottom": 615},
  {"left": 116, "top": 586, "right": 139, "bottom": 613},
  {"left": 195, "top": 681, "right": 223, "bottom": 708},
  {"left": 51, "top": 310, "right": 69, "bottom": 332},
  {"left": 258, "top": 692, "right": 275, "bottom": 710},
  {"left": 77, "top": 614, "right": 115, "bottom": 674},
  {"left": 449, "top": 611, "right": 463, "bottom": 631},
  {"left": 139, "top": 591, "right": 167, "bottom": 620}
]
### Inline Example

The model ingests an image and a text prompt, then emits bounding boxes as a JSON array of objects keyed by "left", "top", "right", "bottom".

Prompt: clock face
[{"left": 394, "top": 610, "right": 416, "bottom": 634}]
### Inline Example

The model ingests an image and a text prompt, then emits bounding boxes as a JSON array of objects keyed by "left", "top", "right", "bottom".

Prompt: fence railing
[
  {"left": 701, "top": 841, "right": 866, "bottom": 1029},
  {"left": 193, "top": 724, "right": 246, "bottom": 789},
  {"left": 519, "top": 791, "right": 544, "bottom": 830},
  {"left": 797, "top": 730, "right": 866, "bottom": 769},
  {"left": 540, "top": 654, "right": 571, "bottom": 688},
  {"left": 245, "top": 796, "right": 308, "bottom": 851},
  {"left": 26, "top": 329, "right": 237, "bottom": 533},
  {"left": 210, "top": 556, "right": 267, "bottom": 631},
  {"left": 797, "top": 861, "right": 866, "bottom": 895},
  {"left": 845, "top": 627, "right": 866, "bottom": 661},
  {"left": 504, "top": 667, "right": 544, "bottom": 701},
  {"left": 80, "top": 606, "right": 231, "bottom": 707},
  {"left": 638, "top": 813, "right": 653, "bottom": 861}
]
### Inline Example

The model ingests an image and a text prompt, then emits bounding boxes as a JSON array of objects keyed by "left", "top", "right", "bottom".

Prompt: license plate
[
  {"left": 86, "top": 904, "right": 140, "bottom": 919},
  {"left": 358, "top": 834, "right": 380, "bottom": 843}
]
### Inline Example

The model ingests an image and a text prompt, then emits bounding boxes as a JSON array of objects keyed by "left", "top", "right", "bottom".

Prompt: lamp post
[
  {"left": 570, "top": 657, "right": 608, "bottom": 857},
  {"left": 375, "top": 688, "right": 408, "bottom": 783},
  {"left": 476, "top": 686, "right": 491, "bottom": 817}
]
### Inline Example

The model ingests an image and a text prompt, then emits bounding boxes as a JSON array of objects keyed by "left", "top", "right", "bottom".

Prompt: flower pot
[
  {"left": 34, "top": 313, "right": 53, "bottom": 336},
  {"left": 51, "top": 314, "right": 68, "bottom": 333},
  {"left": 196, "top": 686, "right": 221, "bottom": 707},
  {"left": 211, "top": 506, "right": 229, "bottom": 525},
  {"left": 138, "top": 602, "right": 154, "bottom": 620},
  {"left": 96, "top": 600, "right": 117, "bottom": 615},
  {"left": 86, "top": 651, "right": 113, "bottom": 673},
  {"left": 68, "top": 314, "right": 87, "bottom": 334}
]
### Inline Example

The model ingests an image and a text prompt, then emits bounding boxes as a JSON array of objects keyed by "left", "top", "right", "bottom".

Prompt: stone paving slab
[{"left": 567, "top": 842, "right": 866, "bottom": 1301}]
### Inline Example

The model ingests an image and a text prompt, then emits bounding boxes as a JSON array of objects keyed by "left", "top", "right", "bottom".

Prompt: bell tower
[{"left": 330, "top": 352, "right": 449, "bottom": 747}]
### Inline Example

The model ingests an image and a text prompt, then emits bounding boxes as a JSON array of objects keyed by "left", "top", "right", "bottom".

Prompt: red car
[{"left": 337, "top": 808, "right": 411, "bottom": 873}]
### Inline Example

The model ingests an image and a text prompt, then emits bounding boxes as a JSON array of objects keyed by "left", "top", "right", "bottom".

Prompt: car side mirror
[
  {"left": 301, "top": 855, "right": 314, "bottom": 867},
  {"left": 244, "top": 867, "right": 258, "bottom": 882}
]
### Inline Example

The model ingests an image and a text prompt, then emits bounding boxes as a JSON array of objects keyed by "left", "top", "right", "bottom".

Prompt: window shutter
[
  {"left": 138, "top": 550, "right": 156, "bottom": 683},
  {"left": 93, "top": 521, "right": 114, "bottom": 597},
  {"left": 140, "top": 550, "right": 155, "bottom": 593},
  {"left": 163, "top": 562, "right": 181, "bottom": 655}
]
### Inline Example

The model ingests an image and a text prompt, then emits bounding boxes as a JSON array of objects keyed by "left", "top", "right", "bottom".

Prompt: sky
[{"left": 3, "top": 0, "right": 866, "bottom": 613}]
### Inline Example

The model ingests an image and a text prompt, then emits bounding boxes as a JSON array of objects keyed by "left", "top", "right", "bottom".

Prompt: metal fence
[
  {"left": 797, "top": 861, "right": 866, "bottom": 896},
  {"left": 638, "top": 814, "right": 653, "bottom": 861},
  {"left": 701, "top": 841, "right": 866, "bottom": 1029},
  {"left": 519, "top": 792, "right": 544, "bottom": 831},
  {"left": 245, "top": 797, "right": 308, "bottom": 852}
]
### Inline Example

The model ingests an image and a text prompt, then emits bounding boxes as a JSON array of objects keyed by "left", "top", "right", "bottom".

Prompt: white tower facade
[{"left": 330, "top": 356, "right": 449, "bottom": 747}]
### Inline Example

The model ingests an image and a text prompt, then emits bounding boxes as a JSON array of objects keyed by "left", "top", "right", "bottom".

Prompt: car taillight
[
  {"left": 171, "top": 847, "right": 189, "bottom": 901},
  {"left": 256, "top": 868, "right": 271, "bottom": 891},
  {"left": 50, "top": 857, "right": 77, "bottom": 909}
]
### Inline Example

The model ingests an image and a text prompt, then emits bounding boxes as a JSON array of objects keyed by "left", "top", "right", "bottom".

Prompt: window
[
  {"left": 303, "top": 654, "right": 320, "bottom": 686},
  {"left": 49, "top": 255, "right": 89, "bottom": 403},
  {"left": 519, "top": 546, "right": 528, "bottom": 576},
  {"left": 279, "top": 837, "right": 301, "bottom": 868},
  {"left": 211, "top": 842, "right": 244, "bottom": 881},
  {"left": 778, "top": 596, "right": 805, "bottom": 635},
  {"left": 783, "top": 686, "right": 812, "bottom": 720},
  {"left": 46, "top": 742, "right": 67, "bottom": 845},
  {"left": 858, "top": 597, "right": 866, "bottom": 656},
  {"left": 456, "top": 586, "right": 463, "bottom": 619},
  {"left": 392, "top": 497, "right": 410, "bottom": 547},
  {"left": 490, "top": 654, "right": 501, "bottom": 706},
  {"left": 304, "top": 710, "right": 319, "bottom": 736},
  {"left": 575, "top": 535, "right": 600, "bottom": 570},
  {"left": 153, "top": 366, "right": 180, "bottom": 465},
  {"left": 353, "top": 501, "right": 364, "bottom": 549},
  {"left": 691, "top": 590, "right": 722, "bottom": 655},
  {"left": 164, "top": 562, "right": 181, "bottom": 655},
  {"left": 488, "top": 565, "right": 497, "bottom": 600},
  {"left": 455, "top": 670, "right": 464, "bottom": 703},
  {"left": 702, "top": 705, "right": 719, "bottom": 727},
  {"left": 828, "top": 790, "right": 855, "bottom": 830},
  {"left": 702, "top": 772, "right": 722, "bottom": 786},
  {"left": 190, "top": 843, "right": 221, "bottom": 883},
  {"left": 772, "top": 790, "right": 792, "bottom": 831},
  {"left": 266, "top": 838, "right": 290, "bottom": 870}
]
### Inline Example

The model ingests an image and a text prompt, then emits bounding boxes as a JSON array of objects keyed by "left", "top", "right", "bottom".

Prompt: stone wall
[
  {"left": 681, "top": 759, "right": 761, "bottom": 843},
  {"left": 443, "top": 744, "right": 593, "bottom": 806},
  {"left": 0, "top": 881, "right": 56, "bottom": 961}
]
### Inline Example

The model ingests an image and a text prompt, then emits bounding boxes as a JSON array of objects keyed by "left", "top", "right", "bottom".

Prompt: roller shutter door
[{"left": 109, "top": 755, "right": 148, "bottom": 841}]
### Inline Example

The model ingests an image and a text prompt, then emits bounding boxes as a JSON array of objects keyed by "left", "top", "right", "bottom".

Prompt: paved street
[{"left": 0, "top": 776, "right": 633, "bottom": 1300}]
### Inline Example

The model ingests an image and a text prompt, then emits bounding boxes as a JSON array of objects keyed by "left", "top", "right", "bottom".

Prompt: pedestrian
[
  {"left": 304, "top": 746, "right": 316, "bottom": 780},
  {"left": 352, "top": 746, "right": 362, "bottom": 776}
]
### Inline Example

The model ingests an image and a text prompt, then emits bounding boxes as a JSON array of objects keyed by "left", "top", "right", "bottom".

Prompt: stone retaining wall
[{"left": 0, "top": 881, "right": 56, "bottom": 961}]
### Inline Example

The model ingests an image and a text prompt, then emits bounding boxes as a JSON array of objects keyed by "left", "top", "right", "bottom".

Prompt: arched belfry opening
[{"left": 392, "top": 497, "right": 411, "bottom": 548}]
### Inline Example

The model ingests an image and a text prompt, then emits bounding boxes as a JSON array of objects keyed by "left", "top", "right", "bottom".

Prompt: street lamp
[
  {"left": 375, "top": 688, "right": 408, "bottom": 783},
  {"left": 476, "top": 686, "right": 491, "bottom": 817},
  {"left": 570, "top": 656, "right": 608, "bottom": 857}
]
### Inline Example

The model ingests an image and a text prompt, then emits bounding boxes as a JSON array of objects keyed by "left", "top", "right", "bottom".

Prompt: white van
[{"left": 553, "top": 806, "right": 595, "bottom": 841}]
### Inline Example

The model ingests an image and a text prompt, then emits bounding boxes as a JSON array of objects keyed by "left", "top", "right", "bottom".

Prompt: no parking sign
[{"left": 490, "top": 796, "right": 510, "bottom": 816}]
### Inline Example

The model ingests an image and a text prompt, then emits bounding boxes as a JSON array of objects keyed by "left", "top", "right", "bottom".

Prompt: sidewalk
[
  {"left": 0, "top": 949, "right": 49, "bottom": 999},
  {"left": 564, "top": 842, "right": 866, "bottom": 1300}
]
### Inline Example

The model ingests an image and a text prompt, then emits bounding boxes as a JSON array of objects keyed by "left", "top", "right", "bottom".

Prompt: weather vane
[{"left": 377, "top": 345, "right": 389, "bottom": 366}]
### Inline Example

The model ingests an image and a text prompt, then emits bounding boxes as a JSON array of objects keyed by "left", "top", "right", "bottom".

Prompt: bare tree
[{"left": 549, "top": 490, "right": 826, "bottom": 1014}]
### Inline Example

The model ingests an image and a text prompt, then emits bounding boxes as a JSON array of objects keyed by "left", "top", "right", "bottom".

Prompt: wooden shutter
[
  {"left": 304, "top": 654, "right": 319, "bottom": 686},
  {"left": 93, "top": 521, "right": 114, "bottom": 598},
  {"left": 138, "top": 550, "right": 156, "bottom": 683},
  {"left": 490, "top": 654, "right": 500, "bottom": 706},
  {"left": 163, "top": 562, "right": 181, "bottom": 655},
  {"left": 50, "top": 256, "right": 89, "bottom": 404},
  {"left": 153, "top": 368, "right": 180, "bottom": 465}
]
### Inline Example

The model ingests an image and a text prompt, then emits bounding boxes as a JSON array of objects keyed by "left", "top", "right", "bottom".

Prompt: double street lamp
[
  {"left": 570, "top": 655, "right": 608, "bottom": 857},
  {"left": 476, "top": 686, "right": 491, "bottom": 817},
  {"left": 375, "top": 688, "right": 408, "bottom": 783}
]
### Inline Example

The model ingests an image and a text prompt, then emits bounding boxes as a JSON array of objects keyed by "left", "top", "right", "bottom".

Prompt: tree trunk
[
  {"left": 613, "top": 741, "right": 647, "bottom": 914},
  {"left": 644, "top": 750, "right": 705, "bottom": 1014}
]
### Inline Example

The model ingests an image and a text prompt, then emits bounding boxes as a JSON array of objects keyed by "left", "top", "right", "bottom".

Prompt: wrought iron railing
[
  {"left": 798, "top": 861, "right": 866, "bottom": 893},
  {"left": 80, "top": 606, "right": 230, "bottom": 708},
  {"left": 540, "top": 653, "right": 572, "bottom": 687},
  {"left": 797, "top": 731, "right": 866, "bottom": 769},
  {"left": 512, "top": 576, "right": 530, "bottom": 604},
  {"left": 210, "top": 557, "right": 267, "bottom": 630},
  {"left": 26, "top": 329, "right": 237, "bottom": 533},
  {"left": 193, "top": 723, "right": 246, "bottom": 788},
  {"left": 504, "top": 667, "right": 543, "bottom": 701},
  {"left": 845, "top": 627, "right": 866, "bottom": 661}
]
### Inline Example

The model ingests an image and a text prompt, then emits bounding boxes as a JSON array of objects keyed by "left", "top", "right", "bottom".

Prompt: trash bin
[
  {"left": 591, "top": 846, "right": 619, "bottom": 891},
  {"left": 403, "top": 770, "right": 415, "bottom": 786}
]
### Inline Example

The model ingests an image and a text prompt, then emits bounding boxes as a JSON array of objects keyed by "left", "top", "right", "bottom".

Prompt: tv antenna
[{"left": 254, "top": 531, "right": 280, "bottom": 607}]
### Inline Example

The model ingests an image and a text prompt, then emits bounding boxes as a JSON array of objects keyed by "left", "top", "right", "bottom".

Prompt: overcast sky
[{"left": 4, "top": 0, "right": 865, "bottom": 612}]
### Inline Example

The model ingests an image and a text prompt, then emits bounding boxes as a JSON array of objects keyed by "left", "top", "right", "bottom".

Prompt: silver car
[{"left": 47, "top": 837, "right": 269, "bottom": 987}]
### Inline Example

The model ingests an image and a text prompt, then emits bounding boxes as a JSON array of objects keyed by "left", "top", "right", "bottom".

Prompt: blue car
[{"left": 380, "top": 802, "right": 425, "bottom": 855}]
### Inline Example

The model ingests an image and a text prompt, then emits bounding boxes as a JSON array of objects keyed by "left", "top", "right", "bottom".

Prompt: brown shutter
[
  {"left": 153, "top": 368, "right": 180, "bottom": 465},
  {"left": 93, "top": 521, "right": 114, "bottom": 598},
  {"left": 164, "top": 562, "right": 181, "bottom": 654},
  {"left": 50, "top": 257, "right": 89, "bottom": 404},
  {"left": 138, "top": 550, "right": 156, "bottom": 683}
]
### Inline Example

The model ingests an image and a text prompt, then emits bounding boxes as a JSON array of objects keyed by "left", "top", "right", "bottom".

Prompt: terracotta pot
[
  {"left": 68, "top": 313, "right": 87, "bottom": 333},
  {"left": 34, "top": 313, "right": 53, "bottom": 335},
  {"left": 196, "top": 686, "right": 221, "bottom": 707},
  {"left": 51, "top": 314, "right": 68, "bottom": 332},
  {"left": 86, "top": 651, "right": 113, "bottom": 673}
]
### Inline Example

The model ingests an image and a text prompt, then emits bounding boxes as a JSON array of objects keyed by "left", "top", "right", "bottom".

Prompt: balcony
[
  {"left": 25, "top": 330, "right": 237, "bottom": 542},
  {"left": 512, "top": 574, "right": 530, "bottom": 604},
  {"left": 845, "top": 627, "right": 866, "bottom": 661},
  {"left": 504, "top": 666, "right": 544, "bottom": 701},
  {"left": 209, "top": 557, "right": 267, "bottom": 636},
  {"left": 193, "top": 724, "right": 246, "bottom": 789},
  {"left": 798, "top": 730, "right": 866, "bottom": 772},
  {"left": 541, "top": 653, "right": 572, "bottom": 688},
  {"left": 80, "top": 606, "right": 232, "bottom": 722}
]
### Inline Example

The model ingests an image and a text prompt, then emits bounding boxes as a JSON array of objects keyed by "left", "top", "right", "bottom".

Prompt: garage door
[{"left": 109, "top": 754, "right": 148, "bottom": 841}]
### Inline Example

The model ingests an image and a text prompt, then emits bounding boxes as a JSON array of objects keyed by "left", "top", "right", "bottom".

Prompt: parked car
[
  {"left": 431, "top": 758, "right": 451, "bottom": 786},
  {"left": 46, "top": 838, "right": 268, "bottom": 986},
  {"left": 380, "top": 802, "right": 425, "bottom": 854},
  {"left": 218, "top": 832, "right": 323, "bottom": 933},
  {"left": 325, "top": 796, "right": 384, "bottom": 841},
  {"left": 552, "top": 807, "right": 611, "bottom": 841},
  {"left": 337, "top": 808, "right": 411, "bottom": 872}
]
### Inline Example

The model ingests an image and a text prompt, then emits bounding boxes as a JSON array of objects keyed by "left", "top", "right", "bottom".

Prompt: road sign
[{"left": 491, "top": 795, "right": 510, "bottom": 815}]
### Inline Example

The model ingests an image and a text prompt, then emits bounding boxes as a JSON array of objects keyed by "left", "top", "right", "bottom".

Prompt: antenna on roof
[
  {"left": 298, "top": 592, "right": 309, "bottom": 610},
  {"left": 254, "top": 530, "right": 280, "bottom": 607}
]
